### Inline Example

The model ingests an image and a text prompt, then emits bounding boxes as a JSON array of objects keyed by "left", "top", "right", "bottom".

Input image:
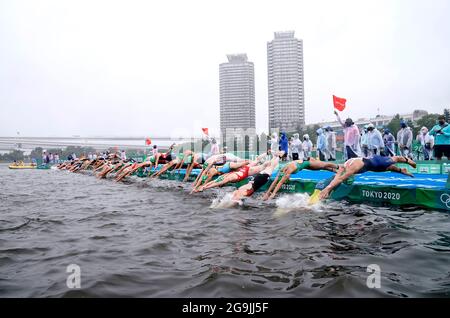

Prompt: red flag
[
  {"left": 145, "top": 138, "right": 152, "bottom": 146},
  {"left": 333, "top": 95, "right": 347, "bottom": 112},
  {"left": 202, "top": 128, "right": 209, "bottom": 136}
]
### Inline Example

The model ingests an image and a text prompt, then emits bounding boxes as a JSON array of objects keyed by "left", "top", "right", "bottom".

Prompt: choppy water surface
[{"left": 1, "top": 164, "right": 449, "bottom": 297}]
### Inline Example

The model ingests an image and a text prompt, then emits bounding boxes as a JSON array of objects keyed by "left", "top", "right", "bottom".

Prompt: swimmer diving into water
[
  {"left": 317, "top": 155, "right": 416, "bottom": 201},
  {"left": 262, "top": 158, "right": 339, "bottom": 201}
]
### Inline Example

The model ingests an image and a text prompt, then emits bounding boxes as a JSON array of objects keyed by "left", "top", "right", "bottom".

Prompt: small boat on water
[
  {"left": 9, "top": 161, "right": 36, "bottom": 169},
  {"left": 9, "top": 165, "right": 37, "bottom": 169},
  {"left": 9, "top": 162, "right": 51, "bottom": 170}
]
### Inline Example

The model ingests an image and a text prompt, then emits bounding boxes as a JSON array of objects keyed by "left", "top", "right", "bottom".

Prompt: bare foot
[
  {"left": 401, "top": 168, "right": 414, "bottom": 178},
  {"left": 403, "top": 156, "right": 417, "bottom": 168}
]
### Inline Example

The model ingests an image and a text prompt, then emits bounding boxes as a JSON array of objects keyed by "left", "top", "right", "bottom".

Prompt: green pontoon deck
[{"left": 134, "top": 163, "right": 450, "bottom": 212}]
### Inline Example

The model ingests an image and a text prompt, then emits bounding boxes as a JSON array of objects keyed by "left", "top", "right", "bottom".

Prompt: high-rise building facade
[
  {"left": 267, "top": 31, "right": 305, "bottom": 132},
  {"left": 219, "top": 54, "right": 255, "bottom": 136}
]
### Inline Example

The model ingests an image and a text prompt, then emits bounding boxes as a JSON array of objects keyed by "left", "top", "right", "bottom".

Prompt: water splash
[
  {"left": 273, "top": 193, "right": 322, "bottom": 217},
  {"left": 210, "top": 193, "right": 242, "bottom": 209}
]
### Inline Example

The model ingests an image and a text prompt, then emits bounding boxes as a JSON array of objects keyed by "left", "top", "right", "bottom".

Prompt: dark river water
[{"left": 1, "top": 164, "right": 450, "bottom": 298}]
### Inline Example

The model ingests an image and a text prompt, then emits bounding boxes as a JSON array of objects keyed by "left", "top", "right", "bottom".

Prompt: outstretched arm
[
  {"left": 116, "top": 167, "right": 133, "bottom": 181},
  {"left": 152, "top": 161, "right": 176, "bottom": 178},
  {"left": 174, "top": 158, "right": 185, "bottom": 171},
  {"left": 129, "top": 162, "right": 146, "bottom": 174},
  {"left": 268, "top": 172, "right": 291, "bottom": 200},
  {"left": 199, "top": 174, "right": 235, "bottom": 191},
  {"left": 155, "top": 153, "right": 161, "bottom": 167},
  {"left": 192, "top": 168, "right": 206, "bottom": 190},
  {"left": 194, "top": 171, "right": 216, "bottom": 192},
  {"left": 115, "top": 163, "right": 130, "bottom": 176},
  {"left": 262, "top": 169, "right": 282, "bottom": 200},
  {"left": 183, "top": 158, "right": 197, "bottom": 182},
  {"left": 334, "top": 110, "right": 345, "bottom": 128},
  {"left": 94, "top": 163, "right": 107, "bottom": 172},
  {"left": 145, "top": 163, "right": 155, "bottom": 176},
  {"left": 319, "top": 166, "right": 354, "bottom": 199},
  {"left": 192, "top": 157, "right": 220, "bottom": 188},
  {"left": 115, "top": 169, "right": 130, "bottom": 182}
]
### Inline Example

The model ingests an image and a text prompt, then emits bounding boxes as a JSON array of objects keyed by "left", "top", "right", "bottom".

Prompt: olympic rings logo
[{"left": 440, "top": 193, "right": 450, "bottom": 209}]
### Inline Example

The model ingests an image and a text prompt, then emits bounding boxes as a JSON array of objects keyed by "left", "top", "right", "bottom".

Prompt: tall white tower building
[
  {"left": 267, "top": 31, "right": 305, "bottom": 132},
  {"left": 219, "top": 54, "right": 255, "bottom": 136}
]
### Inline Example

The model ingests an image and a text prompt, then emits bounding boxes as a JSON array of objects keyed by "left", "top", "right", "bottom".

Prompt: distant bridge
[{"left": 0, "top": 136, "right": 198, "bottom": 152}]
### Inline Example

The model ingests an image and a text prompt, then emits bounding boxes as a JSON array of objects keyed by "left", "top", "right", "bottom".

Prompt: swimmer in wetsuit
[
  {"left": 262, "top": 158, "right": 339, "bottom": 201},
  {"left": 318, "top": 155, "right": 416, "bottom": 201}
]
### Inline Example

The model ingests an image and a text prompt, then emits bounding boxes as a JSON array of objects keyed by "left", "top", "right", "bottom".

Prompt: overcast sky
[{"left": 1, "top": 0, "right": 449, "bottom": 137}]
